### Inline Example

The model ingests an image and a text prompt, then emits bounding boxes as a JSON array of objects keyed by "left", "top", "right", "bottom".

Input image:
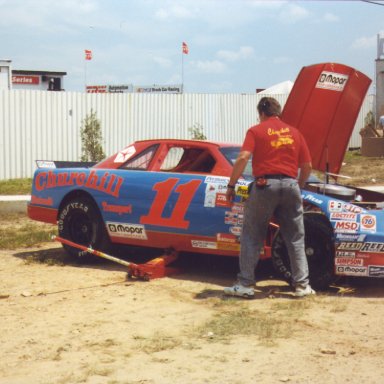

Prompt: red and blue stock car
[{"left": 28, "top": 63, "right": 384, "bottom": 289}]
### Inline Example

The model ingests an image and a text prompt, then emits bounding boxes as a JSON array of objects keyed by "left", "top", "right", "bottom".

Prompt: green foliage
[
  {"left": 80, "top": 109, "right": 106, "bottom": 162},
  {"left": 364, "top": 110, "right": 375, "bottom": 127},
  {"left": 188, "top": 123, "right": 207, "bottom": 140}
]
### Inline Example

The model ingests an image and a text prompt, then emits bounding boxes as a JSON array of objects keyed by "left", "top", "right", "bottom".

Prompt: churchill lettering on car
[{"left": 35, "top": 170, "right": 123, "bottom": 198}]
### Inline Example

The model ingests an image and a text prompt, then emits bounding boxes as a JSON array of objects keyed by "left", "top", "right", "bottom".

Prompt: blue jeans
[{"left": 237, "top": 178, "right": 309, "bottom": 287}]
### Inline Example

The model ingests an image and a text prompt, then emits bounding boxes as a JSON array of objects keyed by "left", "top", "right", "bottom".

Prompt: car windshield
[{"left": 219, "top": 146, "right": 253, "bottom": 177}]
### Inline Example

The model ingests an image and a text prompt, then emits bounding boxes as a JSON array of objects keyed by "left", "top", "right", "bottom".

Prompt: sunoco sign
[{"left": 316, "top": 71, "right": 348, "bottom": 92}]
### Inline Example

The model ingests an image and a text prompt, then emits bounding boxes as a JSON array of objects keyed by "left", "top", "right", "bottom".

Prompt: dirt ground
[{"left": 1, "top": 232, "right": 384, "bottom": 384}]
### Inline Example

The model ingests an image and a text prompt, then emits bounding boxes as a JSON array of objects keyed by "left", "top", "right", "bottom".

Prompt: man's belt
[{"left": 256, "top": 174, "right": 294, "bottom": 179}]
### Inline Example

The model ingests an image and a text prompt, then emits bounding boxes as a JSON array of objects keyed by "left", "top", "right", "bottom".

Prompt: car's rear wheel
[
  {"left": 58, "top": 197, "right": 109, "bottom": 261},
  {"left": 272, "top": 213, "right": 335, "bottom": 290}
]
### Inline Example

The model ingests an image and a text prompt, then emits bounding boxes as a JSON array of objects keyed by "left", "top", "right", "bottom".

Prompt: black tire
[
  {"left": 272, "top": 213, "right": 335, "bottom": 290},
  {"left": 58, "top": 197, "right": 109, "bottom": 261}
]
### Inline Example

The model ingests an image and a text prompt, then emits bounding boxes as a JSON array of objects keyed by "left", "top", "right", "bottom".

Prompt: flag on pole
[
  {"left": 182, "top": 42, "right": 189, "bottom": 55},
  {"left": 85, "top": 49, "right": 93, "bottom": 60}
]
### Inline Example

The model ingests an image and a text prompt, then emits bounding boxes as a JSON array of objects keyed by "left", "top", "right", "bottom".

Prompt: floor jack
[{"left": 52, "top": 235, "right": 180, "bottom": 281}]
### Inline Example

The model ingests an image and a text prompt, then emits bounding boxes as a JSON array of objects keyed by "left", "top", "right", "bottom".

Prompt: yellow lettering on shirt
[{"left": 267, "top": 126, "right": 294, "bottom": 148}]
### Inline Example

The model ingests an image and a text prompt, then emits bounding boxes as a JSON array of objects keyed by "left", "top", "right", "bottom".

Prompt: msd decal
[
  {"left": 35, "top": 170, "right": 123, "bottom": 198},
  {"left": 334, "top": 220, "right": 359, "bottom": 233}
]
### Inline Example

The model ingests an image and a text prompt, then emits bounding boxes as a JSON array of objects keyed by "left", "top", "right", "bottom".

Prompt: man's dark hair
[{"left": 257, "top": 97, "right": 281, "bottom": 117}]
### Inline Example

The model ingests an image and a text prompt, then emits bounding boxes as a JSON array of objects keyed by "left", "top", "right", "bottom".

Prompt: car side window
[
  {"left": 161, "top": 147, "right": 216, "bottom": 173},
  {"left": 120, "top": 145, "right": 157, "bottom": 170}
]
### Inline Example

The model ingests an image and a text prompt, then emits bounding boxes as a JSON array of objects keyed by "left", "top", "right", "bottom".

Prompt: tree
[
  {"left": 188, "top": 123, "right": 207, "bottom": 140},
  {"left": 80, "top": 109, "right": 106, "bottom": 162}
]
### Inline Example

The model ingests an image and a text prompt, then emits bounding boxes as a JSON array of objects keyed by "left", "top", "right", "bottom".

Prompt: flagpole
[{"left": 181, "top": 47, "right": 184, "bottom": 93}]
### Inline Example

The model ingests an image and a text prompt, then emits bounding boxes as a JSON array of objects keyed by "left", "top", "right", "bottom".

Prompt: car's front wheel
[
  {"left": 272, "top": 213, "right": 335, "bottom": 290},
  {"left": 58, "top": 197, "right": 109, "bottom": 261}
]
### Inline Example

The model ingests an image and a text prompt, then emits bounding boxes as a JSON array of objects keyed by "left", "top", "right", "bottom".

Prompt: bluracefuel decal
[
  {"left": 34, "top": 170, "right": 124, "bottom": 198},
  {"left": 316, "top": 71, "right": 348, "bottom": 92}
]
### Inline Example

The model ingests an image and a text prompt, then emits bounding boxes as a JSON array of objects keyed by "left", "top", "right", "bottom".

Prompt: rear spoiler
[{"left": 36, "top": 160, "right": 97, "bottom": 169}]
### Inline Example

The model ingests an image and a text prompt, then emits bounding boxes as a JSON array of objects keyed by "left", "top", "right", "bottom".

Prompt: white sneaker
[
  {"left": 223, "top": 284, "right": 255, "bottom": 298},
  {"left": 294, "top": 285, "right": 316, "bottom": 297}
]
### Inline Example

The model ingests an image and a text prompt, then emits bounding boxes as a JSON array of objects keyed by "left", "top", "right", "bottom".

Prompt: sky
[{"left": 1, "top": 0, "right": 384, "bottom": 93}]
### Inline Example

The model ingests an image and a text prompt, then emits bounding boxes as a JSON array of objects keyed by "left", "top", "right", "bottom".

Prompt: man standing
[{"left": 224, "top": 97, "right": 314, "bottom": 298}]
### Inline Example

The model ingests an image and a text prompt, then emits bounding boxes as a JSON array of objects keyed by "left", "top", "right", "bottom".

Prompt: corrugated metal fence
[{"left": 0, "top": 90, "right": 373, "bottom": 180}]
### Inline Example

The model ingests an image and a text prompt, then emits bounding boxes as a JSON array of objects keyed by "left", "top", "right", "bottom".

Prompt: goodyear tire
[
  {"left": 272, "top": 213, "right": 335, "bottom": 290},
  {"left": 58, "top": 197, "right": 109, "bottom": 261}
]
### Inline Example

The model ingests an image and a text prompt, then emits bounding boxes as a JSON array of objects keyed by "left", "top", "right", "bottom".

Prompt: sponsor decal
[
  {"left": 369, "top": 266, "right": 384, "bottom": 277},
  {"left": 343, "top": 203, "right": 363, "bottom": 214},
  {"left": 302, "top": 194, "right": 323, "bottom": 205},
  {"left": 316, "top": 71, "right": 348, "bottom": 92},
  {"left": 102, "top": 202, "right": 132, "bottom": 215},
  {"left": 191, "top": 240, "right": 217, "bottom": 249},
  {"left": 107, "top": 222, "right": 147, "bottom": 240},
  {"left": 330, "top": 212, "right": 357, "bottom": 221},
  {"left": 334, "top": 220, "right": 359, "bottom": 233},
  {"left": 360, "top": 242, "right": 384, "bottom": 253},
  {"left": 336, "top": 251, "right": 356, "bottom": 257},
  {"left": 31, "top": 195, "right": 53, "bottom": 206},
  {"left": 217, "top": 233, "right": 240, "bottom": 251},
  {"left": 235, "top": 185, "right": 249, "bottom": 197},
  {"left": 204, "top": 176, "right": 229, "bottom": 184},
  {"left": 231, "top": 203, "right": 244, "bottom": 214},
  {"left": 114, "top": 145, "right": 136, "bottom": 163},
  {"left": 335, "top": 258, "right": 364, "bottom": 266},
  {"left": 215, "top": 193, "right": 230, "bottom": 207},
  {"left": 224, "top": 211, "right": 239, "bottom": 225},
  {"left": 328, "top": 200, "right": 343, "bottom": 212},
  {"left": 36, "top": 160, "right": 56, "bottom": 169},
  {"left": 35, "top": 170, "right": 123, "bottom": 198},
  {"left": 360, "top": 214, "right": 376, "bottom": 233},
  {"left": 336, "top": 242, "right": 363, "bottom": 251},
  {"left": 336, "top": 266, "right": 368, "bottom": 276},
  {"left": 229, "top": 226, "right": 242, "bottom": 236},
  {"left": 335, "top": 234, "right": 366, "bottom": 242}
]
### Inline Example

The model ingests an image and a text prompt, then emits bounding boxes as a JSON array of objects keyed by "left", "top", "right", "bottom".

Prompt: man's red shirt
[{"left": 241, "top": 116, "right": 311, "bottom": 178}]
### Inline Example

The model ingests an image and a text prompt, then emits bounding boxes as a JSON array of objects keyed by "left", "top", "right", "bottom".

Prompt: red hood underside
[{"left": 281, "top": 63, "right": 371, "bottom": 176}]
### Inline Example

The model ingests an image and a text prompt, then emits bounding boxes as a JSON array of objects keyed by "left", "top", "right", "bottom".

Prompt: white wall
[{"left": 0, "top": 90, "right": 373, "bottom": 180}]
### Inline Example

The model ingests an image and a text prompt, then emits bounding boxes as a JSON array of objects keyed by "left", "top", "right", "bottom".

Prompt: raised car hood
[{"left": 281, "top": 63, "right": 371, "bottom": 176}]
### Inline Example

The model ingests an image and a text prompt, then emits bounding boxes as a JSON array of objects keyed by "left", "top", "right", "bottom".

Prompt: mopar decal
[
  {"left": 336, "top": 266, "right": 368, "bottom": 276},
  {"left": 316, "top": 71, "right": 348, "bottom": 91},
  {"left": 35, "top": 170, "right": 123, "bottom": 198},
  {"left": 107, "top": 222, "right": 147, "bottom": 240}
]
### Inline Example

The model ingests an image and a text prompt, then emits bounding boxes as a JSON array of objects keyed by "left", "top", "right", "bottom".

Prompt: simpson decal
[
  {"left": 316, "top": 71, "right": 348, "bottom": 91},
  {"left": 107, "top": 222, "right": 147, "bottom": 240},
  {"left": 335, "top": 258, "right": 364, "bottom": 266}
]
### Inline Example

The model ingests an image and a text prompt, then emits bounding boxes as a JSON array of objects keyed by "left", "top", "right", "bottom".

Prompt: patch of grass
[
  {"left": 0, "top": 223, "right": 56, "bottom": 250},
  {"left": 134, "top": 332, "right": 182, "bottom": 354},
  {"left": 0, "top": 178, "right": 32, "bottom": 195},
  {"left": 196, "top": 305, "right": 292, "bottom": 346}
]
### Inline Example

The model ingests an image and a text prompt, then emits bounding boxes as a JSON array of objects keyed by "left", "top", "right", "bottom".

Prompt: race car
[{"left": 28, "top": 63, "right": 384, "bottom": 289}]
